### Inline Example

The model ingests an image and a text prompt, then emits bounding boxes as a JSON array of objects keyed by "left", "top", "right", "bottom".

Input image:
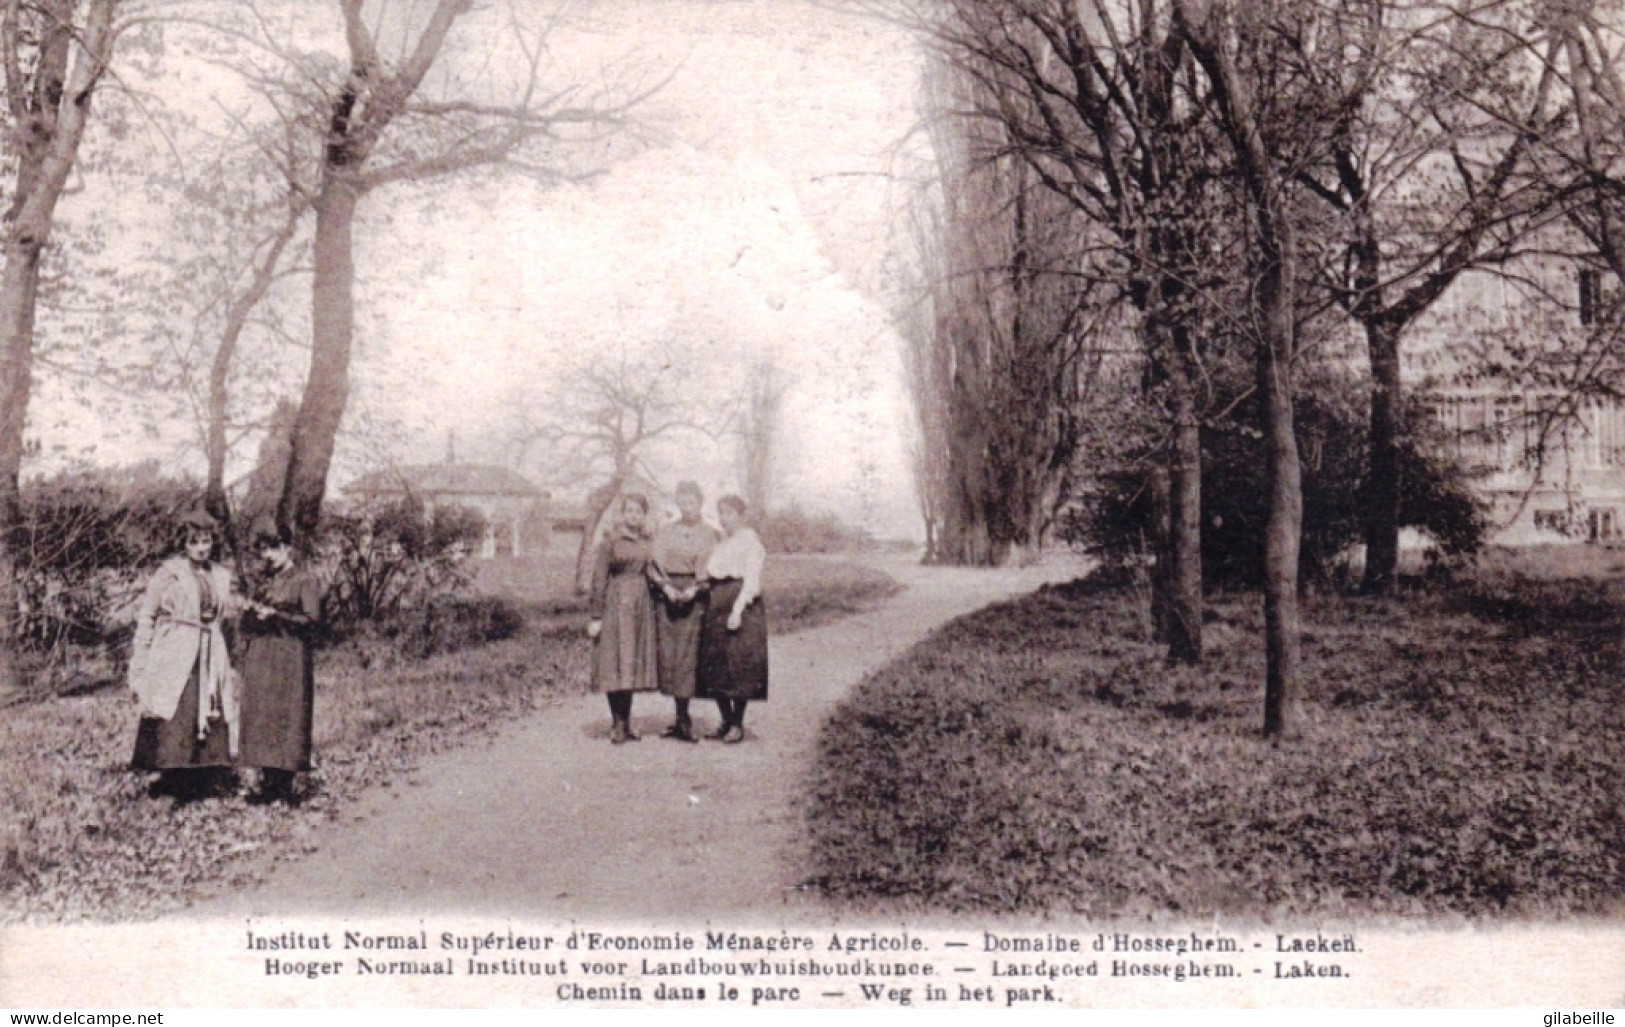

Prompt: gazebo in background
[{"left": 344, "top": 460, "right": 550, "bottom": 560}]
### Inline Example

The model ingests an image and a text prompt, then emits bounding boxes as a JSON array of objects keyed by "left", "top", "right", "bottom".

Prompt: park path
[{"left": 188, "top": 555, "right": 1081, "bottom": 926}]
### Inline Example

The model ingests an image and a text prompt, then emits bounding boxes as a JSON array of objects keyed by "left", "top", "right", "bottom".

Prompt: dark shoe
[
  {"left": 246, "top": 787, "right": 290, "bottom": 807},
  {"left": 151, "top": 769, "right": 211, "bottom": 803},
  {"left": 722, "top": 725, "right": 746, "bottom": 744},
  {"left": 707, "top": 724, "right": 732, "bottom": 741},
  {"left": 201, "top": 768, "right": 241, "bottom": 798},
  {"left": 660, "top": 722, "right": 684, "bottom": 738},
  {"left": 609, "top": 722, "right": 627, "bottom": 745},
  {"left": 248, "top": 770, "right": 299, "bottom": 806}
]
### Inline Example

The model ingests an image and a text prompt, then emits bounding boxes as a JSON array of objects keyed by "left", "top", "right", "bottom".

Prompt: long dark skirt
[
  {"left": 593, "top": 572, "right": 659, "bottom": 694},
  {"left": 696, "top": 578, "right": 768, "bottom": 702},
  {"left": 239, "top": 632, "right": 314, "bottom": 772},
  {"left": 654, "top": 573, "right": 705, "bottom": 700},
  {"left": 131, "top": 664, "right": 232, "bottom": 771}
]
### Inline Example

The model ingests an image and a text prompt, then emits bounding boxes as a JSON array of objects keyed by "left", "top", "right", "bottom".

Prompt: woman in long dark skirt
[
  {"left": 238, "top": 516, "right": 323, "bottom": 804},
  {"left": 646, "top": 480, "right": 717, "bottom": 742},
  {"left": 588, "top": 494, "right": 660, "bottom": 743},
  {"left": 696, "top": 494, "right": 768, "bottom": 743},
  {"left": 128, "top": 508, "right": 238, "bottom": 800}
]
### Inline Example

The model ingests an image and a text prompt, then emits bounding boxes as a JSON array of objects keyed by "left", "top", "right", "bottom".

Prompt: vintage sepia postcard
[{"left": 1, "top": 0, "right": 1622, "bottom": 1011}]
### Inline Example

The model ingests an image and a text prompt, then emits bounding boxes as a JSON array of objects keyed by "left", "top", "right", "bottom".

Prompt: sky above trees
[{"left": 29, "top": 0, "right": 928, "bottom": 538}]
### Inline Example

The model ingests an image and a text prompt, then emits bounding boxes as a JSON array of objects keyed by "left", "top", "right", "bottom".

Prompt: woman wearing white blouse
[{"left": 695, "top": 494, "right": 768, "bottom": 743}]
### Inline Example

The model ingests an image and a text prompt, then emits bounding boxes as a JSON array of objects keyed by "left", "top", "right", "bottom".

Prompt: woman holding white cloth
[{"left": 127, "top": 507, "right": 239, "bottom": 799}]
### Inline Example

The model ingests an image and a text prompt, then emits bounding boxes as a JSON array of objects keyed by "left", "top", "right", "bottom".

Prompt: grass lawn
[
  {"left": 804, "top": 553, "right": 1625, "bottom": 919},
  {"left": 473, "top": 548, "right": 905, "bottom": 631},
  {"left": 0, "top": 551, "right": 899, "bottom": 922}
]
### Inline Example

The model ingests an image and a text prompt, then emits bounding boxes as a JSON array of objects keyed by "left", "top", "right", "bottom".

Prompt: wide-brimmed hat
[{"left": 178, "top": 507, "right": 219, "bottom": 534}]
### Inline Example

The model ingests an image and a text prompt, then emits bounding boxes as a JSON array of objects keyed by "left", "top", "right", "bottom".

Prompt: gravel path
[{"left": 189, "top": 556, "right": 1081, "bottom": 925}]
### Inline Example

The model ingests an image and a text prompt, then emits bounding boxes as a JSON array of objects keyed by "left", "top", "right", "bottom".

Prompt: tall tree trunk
[
  {"left": 1360, "top": 317, "right": 1402, "bottom": 594},
  {"left": 0, "top": 240, "right": 43, "bottom": 696},
  {"left": 1166, "top": 380, "right": 1204, "bottom": 663},
  {"left": 1259, "top": 263, "right": 1302, "bottom": 736},
  {"left": 0, "top": 0, "right": 115, "bottom": 696},
  {"left": 1142, "top": 310, "right": 1203, "bottom": 661},
  {"left": 741, "top": 357, "right": 783, "bottom": 517},
  {"left": 1146, "top": 463, "right": 1172, "bottom": 642},
  {"left": 1180, "top": 0, "right": 1303, "bottom": 734},
  {"left": 204, "top": 342, "right": 233, "bottom": 528},
  {"left": 1342, "top": 170, "right": 1399, "bottom": 597},
  {"left": 280, "top": 179, "right": 359, "bottom": 542},
  {"left": 940, "top": 494, "right": 999, "bottom": 566},
  {"left": 206, "top": 208, "right": 303, "bottom": 528},
  {"left": 916, "top": 490, "right": 942, "bottom": 562},
  {"left": 939, "top": 410, "right": 1004, "bottom": 566}
]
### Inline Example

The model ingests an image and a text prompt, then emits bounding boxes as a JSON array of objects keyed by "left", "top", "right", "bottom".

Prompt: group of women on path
[
  {"left": 587, "top": 482, "right": 769, "bottom": 745},
  {"left": 126, "top": 509, "right": 322, "bottom": 804},
  {"left": 125, "top": 481, "right": 767, "bottom": 806}
]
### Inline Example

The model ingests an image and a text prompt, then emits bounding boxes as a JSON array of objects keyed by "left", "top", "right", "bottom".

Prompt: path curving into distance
[{"left": 187, "top": 555, "right": 1083, "bottom": 926}]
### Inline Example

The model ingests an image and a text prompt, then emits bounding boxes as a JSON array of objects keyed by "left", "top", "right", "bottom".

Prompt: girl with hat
[{"left": 127, "top": 507, "right": 239, "bottom": 800}]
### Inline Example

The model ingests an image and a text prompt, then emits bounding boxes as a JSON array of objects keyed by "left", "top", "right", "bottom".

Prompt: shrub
[
  {"left": 315, "top": 497, "right": 532, "bottom": 657},
  {"left": 3, "top": 479, "right": 516, "bottom": 697},
  {"left": 7, "top": 466, "right": 203, "bottom": 694},
  {"left": 317, "top": 496, "right": 487, "bottom": 638},
  {"left": 756, "top": 505, "right": 872, "bottom": 554},
  {"left": 1065, "top": 381, "right": 1488, "bottom": 589},
  {"left": 1199, "top": 385, "right": 1487, "bottom": 587}
]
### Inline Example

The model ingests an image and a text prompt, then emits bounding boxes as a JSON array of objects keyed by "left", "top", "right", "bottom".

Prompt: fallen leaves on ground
[
  {"left": 805, "top": 572, "right": 1625, "bottom": 919},
  {"left": 0, "top": 556, "right": 898, "bottom": 923}
]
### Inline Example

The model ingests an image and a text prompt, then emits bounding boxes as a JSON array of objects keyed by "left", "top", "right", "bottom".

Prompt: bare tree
[
  {"left": 1175, "top": 0, "right": 1319, "bottom": 734},
  {"left": 901, "top": 45, "right": 1108, "bottom": 568},
  {"left": 736, "top": 352, "right": 791, "bottom": 518},
  {"left": 197, "top": 0, "right": 654, "bottom": 544},
  {"left": 1540, "top": 2, "right": 1625, "bottom": 375},
  {"left": 1549, "top": 1, "right": 1625, "bottom": 274},
  {"left": 896, "top": 192, "right": 953, "bottom": 561},
  {"left": 1288, "top": 0, "right": 1558, "bottom": 593},
  {"left": 913, "top": 0, "right": 1244, "bottom": 654},
  {"left": 1449, "top": 5, "right": 1625, "bottom": 515},
  {"left": 200, "top": 141, "right": 311, "bottom": 526},
  {"left": 7, "top": 21, "right": 320, "bottom": 544},
  {"left": 900, "top": 0, "right": 1578, "bottom": 726},
  {"left": 510, "top": 347, "right": 721, "bottom": 592},
  {"left": 0, "top": 0, "right": 127, "bottom": 696},
  {"left": 141, "top": 112, "right": 315, "bottom": 529}
]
